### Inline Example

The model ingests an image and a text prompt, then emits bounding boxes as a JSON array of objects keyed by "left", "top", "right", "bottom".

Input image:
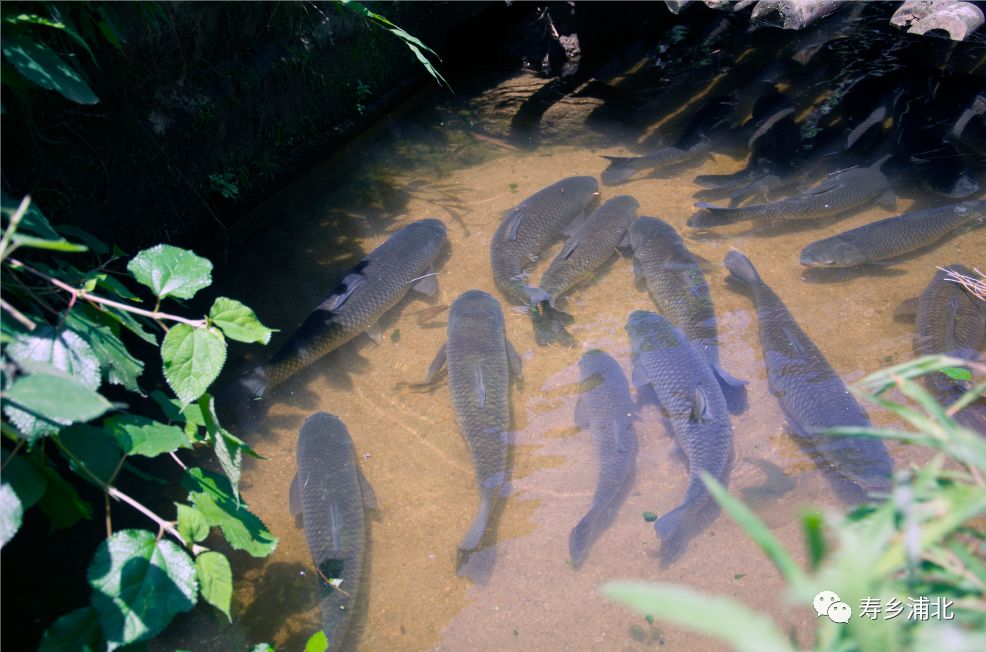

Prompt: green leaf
[
  {"left": 127, "top": 244, "right": 213, "bottom": 300},
  {"left": 59, "top": 424, "right": 124, "bottom": 485},
  {"left": 940, "top": 367, "right": 973, "bottom": 381},
  {"left": 0, "top": 35, "right": 99, "bottom": 104},
  {"left": 250, "top": 645, "right": 275, "bottom": 652},
  {"left": 5, "top": 369, "right": 113, "bottom": 441},
  {"left": 183, "top": 468, "right": 277, "bottom": 557},
  {"left": 198, "top": 395, "right": 241, "bottom": 499},
  {"left": 65, "top": 306, "right": 144, "bottom": 393},
  {"left": 55, "top": 225, "right": 109, "bottom": 255},
  {"left": 0, "top": 482, "right": 24, "bottom": 548},
  {"left": 801, "top": 510, "right": 826, "bottom": 570},
  {"left": 88, "top": 529, "right": 198, "bottom": 649},
  {"left": 161, "top": 325, "right": 227, "bottom": 404},
  {"left": 208, "top": 297, "right": 274, "bottom": 345},
  {"left": 105, "top": 414, "right": 189, "bottom": 457},
  {"left": 305, "top": 631, "right": 329, "bottom": 652},
  {"left": 176, "top": 504, "right": 209, "bottom": 543},
  {"left": 0, "top": 449, "right": 47, "bottom": 510},
  {"left": 38, "top": 606, "right": 104, "bottom": 652},
  {"left": 8, "top": 326, "right": 101, "bottom": 389},
  {"left": 1, "top": 191, "right": 58, "bottom": 239},
  {"left": 10, "top": 232, "right": 87, "bottom": 252},
  {"left": 38, "top": 462, "right": 92, "bottom": 529},
  {"left": 195, "top": 551, "right": 233, "bottom": 621},
  {"left": 602, "top": 582, "right": 792, "bottom": 652}
]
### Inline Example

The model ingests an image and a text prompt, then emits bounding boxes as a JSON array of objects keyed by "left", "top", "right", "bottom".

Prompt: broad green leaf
[
  {"left": 127, "top": 244, "right": 212, "bottom": 300},
  {"left": 208, "top": 297, "right": 274, "bottom": 345},
  {"left": 88, "top": 529, "right": 198, "bottom": 649},
  {"left": 0, "top": 449, "right": 47, "bottom": 510},
  {"left": 195, "top": 551, "right": 233, "bottom": 621},
  {"left": 100, "top": 306, "right": 158, "bottom": 345},
  {"left": 151, "top": 390, "right": 184, "bottom": 424},
  {"left": 161, "top": 325, "right": 227, "bottom": 404},
  {"left": 105, "top": 414, "right": 189, "bottom": 457},
  {"left": 801, "top": 510, "right": 826, "bottom": 570},
  {"left": 1, "top": 191, "right": 58, "bottom": 239},
  {"left": 0, "top": 483, "right": 24, "bottom": 547},
  {"left": 65, "top": 306, "right": 144, "bottom": 392},
  {"left": 3, "top": 14, "right": 65, "bottom": 29},
  {"left": 176, "top": 504, "right": 209, "bottom": 543},
  {"left": 59, "top": 424, "right": 124, "bottom": 485},
  {"left": 305, "top": 631, "right": 329, "bottom": 652},
  {"left": 8, "top": 327, "right": 101, "bottom": 389},
  {"left": 940, "top": 367, "right": 973, "bottom": 381},
  {"left": 5, "top": 370, "right": 113, "bottom": 441},
  {"left": 602, "top": 582, "right": 792, "bottom": 652},
  {"left": 0, "top": 35, "right": 99, "bottom": 104},
  {"left": 183, "top": 468, "right": 277, "bottom": 557},
  {"left": 38, "top": 606, "right": 104, "bottom": 652},
  {"left": 38, "top": 462, "right": 92, "bottom": 529},
  {"left": 198, "top": 395, "right": 241, "bottom": 499}
]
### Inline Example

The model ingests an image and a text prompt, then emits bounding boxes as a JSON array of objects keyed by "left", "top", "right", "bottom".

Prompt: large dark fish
[
  {"left": 626, "top": 310, "right": 733, "bottom": 565},
  {"left": 601, "top": 139, "right": 711, "bottom": 186},
  {"left": 690, "top": 156, "right": 895, "bottom": 226},
  {"left": 419, "top": 290, "right": 522, "bottom": 564},
  {"left": 629, "top": 217, "right": 747, "bottom": 411},
  {"left": 218, "top": 220, "right": 447, "bottom": 426},
  {"left": 914, "top": 265, "right": 986, "bottom": 434},
  {"left": 528, "top": 196, "right": 639, "bottom": 347},
  {"left": 800, "top": 201, "right": 986, "bottom": 267},
  {"left": 290, "top": 413, "right": 373, "bottom": 652},
  {"left": 569, "top": 350, "right": 637, "bottom": 567},
  {"left": 490, "top": 176, "right": 600, "bottom": 306},
  {"left": 723, "top": 250, "right": 894, "bottom": 495}
]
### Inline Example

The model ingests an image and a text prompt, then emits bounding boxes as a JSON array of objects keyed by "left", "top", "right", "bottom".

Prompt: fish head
[
  {"left": 800, "top": 238, "right": 866, "bottom": 267},
  {"left": 578, "top": 349, "right": 621, "bottom": 385},
  {"left": 557, "top": 176, "right": 601, "bottom": 209},
  {"left": 407, "top": 218, "right": 448, "bottom": 245},
  {"left": 450, "top": 290, "right": 504, "bottom": 327},
  {"left": 627, "top": 216, "right": 672, "bottom": 253},
  {"left": 298, "top": 412, "right": 355, "bottom": 461},
  {"left": 625, "top": 310, "right": 680, "bottom": 353}
]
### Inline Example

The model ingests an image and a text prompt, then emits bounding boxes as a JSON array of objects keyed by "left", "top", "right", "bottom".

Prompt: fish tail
[
  {"left": 459, "top": 487, "right": 497, "bottom": 552},
  {"left": 531, "top": 302, "right": 577, "bottom": 347},
  {"left": 214, "top": 368, "right": 268, "bottom": 433},
  {"left": 723, "top": 250, "right": 762, "bottom": 285},
  {"left": 694, "top": 201, "right": 734, "bottom": 214},
  {"left": 601, "top": 158, "right": 637, "bottom": 186},
  {"left": 653, "top": 501, "right": 694, "bottom": 565},
  {"left": 568, "top": 512, "right": 596, "bottom": 567}
]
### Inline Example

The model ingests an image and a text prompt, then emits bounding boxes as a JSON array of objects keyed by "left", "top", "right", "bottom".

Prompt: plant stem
[
  {"left": 0, "top": 195, "right": 30, "bottom": 261},
  {"left": 0, "top": 298, "right": 35, "bottom": 331},
  {"left": 6, "top": 257, "right": 206, "bottom": 328}
]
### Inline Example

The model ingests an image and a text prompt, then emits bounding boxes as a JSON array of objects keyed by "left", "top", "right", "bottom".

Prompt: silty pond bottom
[{"left": 156, "top": 83, "right": 985, "bottom": 652}]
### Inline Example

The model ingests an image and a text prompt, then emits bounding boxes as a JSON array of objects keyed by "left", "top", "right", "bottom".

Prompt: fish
[
  {"left": 528, "top": 195, "right": 639, "bottom": 346},
  {"left": 217, "top": 219, "right": 447, "bottom": 428},
  {"left": 723, "top": 250, "right": 894, "bottom": 495},
  {"left": 569, "top": 350, "right": 637, "bottom": 567},
  {"left": 625, "top": 310, "right": 733, "bottom": 565},
  {"left": 913, "top": 265, "right": 986, "bottom": 434},
  {"left": 690, "top": 156, "right": 896, "bottom": 226},
  {"left": 418, "top": 290, "right": 522, "bottom": 565},
  {"left": 490, "top": 176, "right": 600, "bottom": 307},
  {"left": 601, "top": 138, "right": 712, "bottom": 186},
  {"left": 628, "top": 217, "right": 747, "bottom": 412},
  {"left": 800, "top": 200, "right": 986, "bottom": 267},
  {"left": 290, "top": 413, "right": 375, "bottom": 652}
]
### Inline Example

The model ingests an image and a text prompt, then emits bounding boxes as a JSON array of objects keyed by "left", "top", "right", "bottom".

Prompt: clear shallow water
[{"left": 159, "top": 68, "right": 984, "bottom": 651}]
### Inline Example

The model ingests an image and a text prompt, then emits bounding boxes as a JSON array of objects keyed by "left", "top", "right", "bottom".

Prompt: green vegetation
[
  {"left": 1, "top": 195, "right": 277, "bottom": 649},
  {"left": 604, "top": 355, "right": 986, "bottom": 651}
]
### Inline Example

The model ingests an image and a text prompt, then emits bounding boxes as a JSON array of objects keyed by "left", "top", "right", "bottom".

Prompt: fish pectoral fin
[
  {"left": 558, "top": 233, "right": 583, "bottom": 260},
  {"left": 474, "top": 366, "right": 487, "bottom": 409},
  {"left": 689, "top": 386, "right": 710, "bottom": 423},
  {"left": 366, "top": 322, "right": 384, "bottom": 344},
  {"left": 781, "top": 325, "right": 807, "bottom": 354},
  {"left": 574, "top": 396, "right": 589, "bottom": 430},
  {"left": 893, "top": 297, "right": 919, "bottom": 322},
  {"left": 322, "top": 272, "right": 365, "bottom": 311},
  {"left": 289, "top": 472, "right": 303, "bottom": 526},
  {"left": 618, "top": 230, "right": 631, "bottom": 250},
  {"left": 806, "top": 178, "right": 842, "bottom": 196},
  {"left": 506, "top": 338, "right": 524, "bottom": 383},
  {"left": 632, "top": 256, "right": 645, "bottom": 284},
  {"left": 357, "top": 466, "right": 380, "bottom": 512},
  {"left": 424, "top": 342, "right": 449, "bottom": 385},
  {"left": 410, "top": 269, "right": 439, "bottom": 297},
  {"left": 874, "top": 188, "right": 897, "bottom": 210}
]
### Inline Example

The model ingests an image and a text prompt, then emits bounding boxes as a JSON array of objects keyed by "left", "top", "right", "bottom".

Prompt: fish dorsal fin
[
  {"left": 781, "top": 325, "right": 807, "bottom": 354},
  {"left": 893, "top": 297, "right": 919, "bottom": 322},
  {"left": 474, "top": 366, "right": 486, "bottom": 409},
  {"left": 328, "top": 502, "right": 342, "bottom": 554},
  {"left": 504, "top": 210, "right": 525, "bottom": 241},
  {"left": 323, "top": 273, "right": 365, "bottom": 311},
  {"left": 558, "top": 233, "right": 583, "bottom": 260},
  {"left": 410, "top": 269, "right": 439, "bottom": 296},
  {"left": 807, "top": 177, "right": 843, "bottom": 196},
  {"left": 289, "top": 472, "right": 303, "bottom": 526},
  {"left": 689, "top": 386, "right": 710, "bottom": 423},
  {"left": 613, "top": 417, "right": 633, "bottom": 452}
]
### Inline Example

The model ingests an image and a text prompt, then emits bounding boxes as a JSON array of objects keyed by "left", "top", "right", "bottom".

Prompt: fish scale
[
  {"left": 292, "top": 413, "right": 367, "bottom": 652},
  {"left": 724, "top": 250, "right": 894, "bottom": 494},
  {"left": 490, "top": 176, "right": 599, "bottom": 306},
  {"left": 601, "top": 140, "right": 712, "bottom": 186},
  {"left": 626, "top": 311, "right": 732, "bottom": 565},
  {"left": 569, "top": 349, "right": 637, "bottom": 567},
  {"left": 800, "top": 200, "right": 986, "bottom": 267},
  {"left": 629, "top": 217, "right": 746, "bottom": 407}
]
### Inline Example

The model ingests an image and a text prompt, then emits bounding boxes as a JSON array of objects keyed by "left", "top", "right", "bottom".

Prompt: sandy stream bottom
[{"left": 159, "top": 135, "right": 984, "bottom": 652}]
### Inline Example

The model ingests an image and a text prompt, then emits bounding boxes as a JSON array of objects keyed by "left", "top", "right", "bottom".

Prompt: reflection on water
[{"left": 160, "top": 6, "right": 985, "bottom": 651}]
